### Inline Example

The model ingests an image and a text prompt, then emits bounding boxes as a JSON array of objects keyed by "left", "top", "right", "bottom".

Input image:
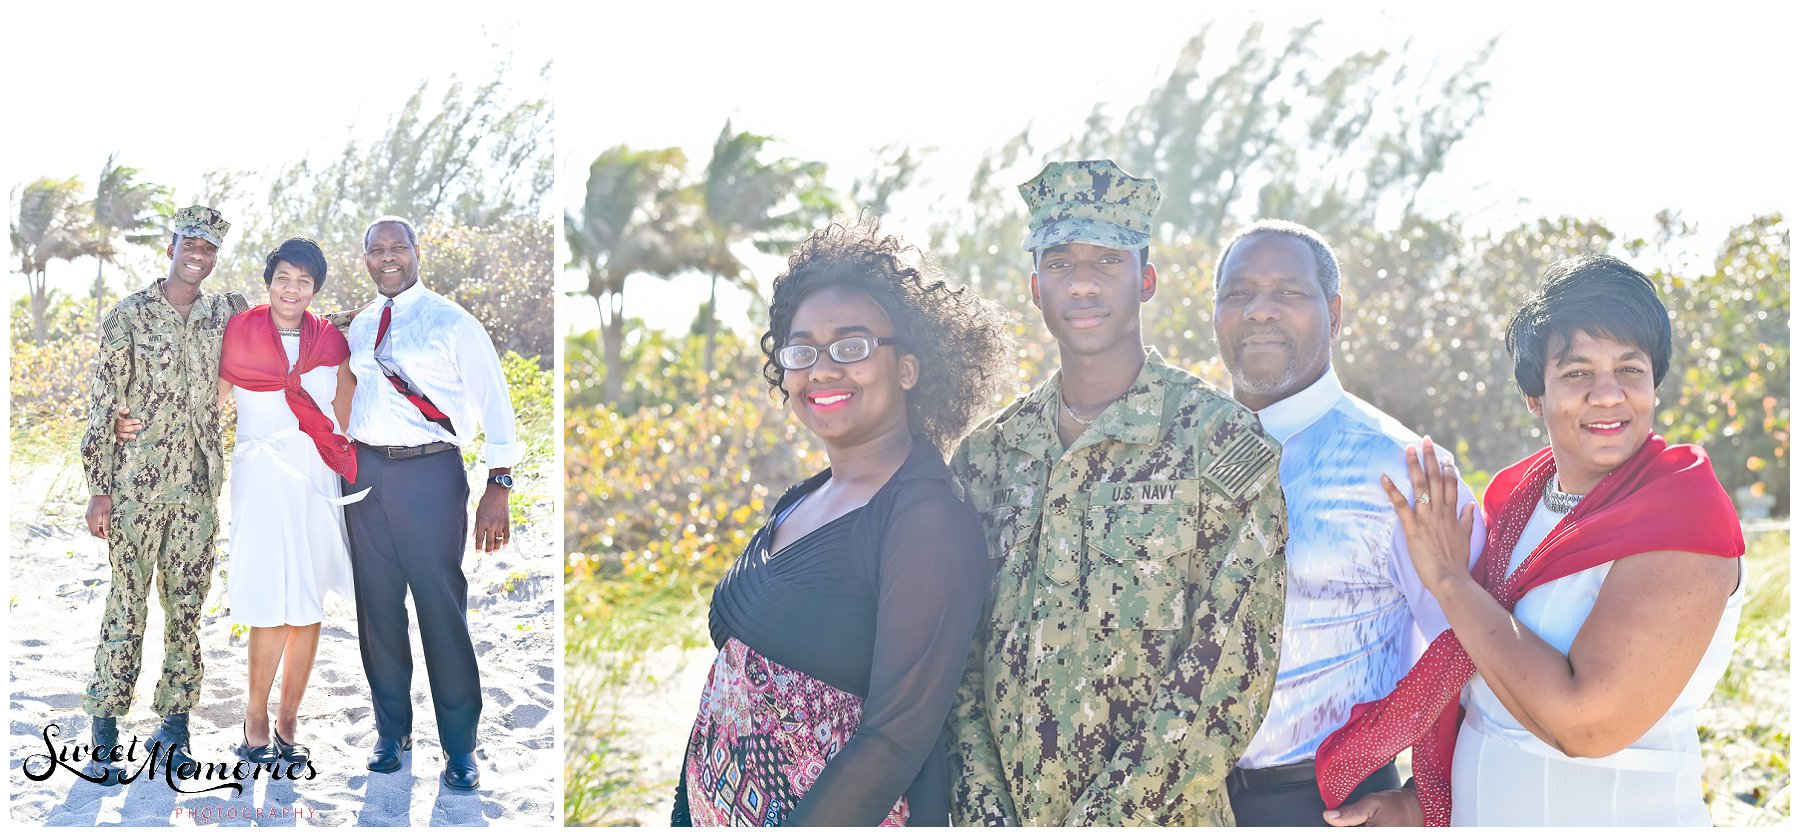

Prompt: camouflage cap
[
  {"left": 1018, "top": 160, "right": 1160, "bottom": 253},
  {"left": 170, "top": 205, "right": 230, "bottom": 247}
]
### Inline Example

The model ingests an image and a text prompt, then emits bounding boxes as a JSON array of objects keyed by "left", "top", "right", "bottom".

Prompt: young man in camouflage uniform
[
  {"left": 947, "top": 160, "right": 1290, "bottom": 826},
  {"left": 79, "top": 205, "right": 248, "bottom": 781}
]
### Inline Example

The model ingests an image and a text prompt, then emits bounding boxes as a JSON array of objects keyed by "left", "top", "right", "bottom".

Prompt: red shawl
[
  {"left": 1314, "top": 434, "right": 1742, "bottom": 825},
  {"left": 220, "top": 306, "right": 357, "bottom": 481}
]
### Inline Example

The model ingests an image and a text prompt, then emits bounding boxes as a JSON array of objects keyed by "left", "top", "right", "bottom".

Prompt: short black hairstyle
[
  {"left": 263, "top": 237, "right": 329, "bottom": 292},
  {"left": 363, "top": 215, "right": 419, "bottom": 250},
  {"left": 761, "top": 218, "right": 1018, "bottom": 453},
  {"left": 1505, "top": 253, "right": 1672, "bottom": 398}
]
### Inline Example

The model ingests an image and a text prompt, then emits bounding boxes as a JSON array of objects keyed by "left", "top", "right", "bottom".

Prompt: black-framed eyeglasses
[{"left": 777, "top": 336, "right": 904, "bottom": 371}]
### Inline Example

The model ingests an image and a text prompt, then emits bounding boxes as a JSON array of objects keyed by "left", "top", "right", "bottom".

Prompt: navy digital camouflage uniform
[
  {"left": 948, "top": 354, "right": 1288, "bottom": 826},
  {"left": 946, "top": 161, "right": 1289, "bottom": 826},
  {"left": 78, "top": 206, "right": 247, "bottom": 718}
]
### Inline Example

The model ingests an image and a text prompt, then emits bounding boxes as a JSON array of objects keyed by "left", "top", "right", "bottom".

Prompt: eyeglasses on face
[{"left": 776, "top": 336, "right": 904, "bottom": 371}]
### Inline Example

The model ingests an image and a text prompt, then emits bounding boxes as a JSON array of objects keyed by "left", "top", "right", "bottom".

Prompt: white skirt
[
  {"left": 226, "top": 427, "right": 356, "bottom": 627},
  {"left": 1449, "top": 711, "right": 1710, "bottom": 826}
]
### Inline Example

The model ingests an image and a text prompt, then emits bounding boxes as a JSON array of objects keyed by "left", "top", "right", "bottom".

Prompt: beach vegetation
[{"left": 562, "top": 20, "right": 1789, "bottom": 825}]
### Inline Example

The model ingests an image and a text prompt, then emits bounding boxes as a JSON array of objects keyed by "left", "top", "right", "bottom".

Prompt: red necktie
[{"left": 376, "top": 301, "right": 455, "bottom": 431}]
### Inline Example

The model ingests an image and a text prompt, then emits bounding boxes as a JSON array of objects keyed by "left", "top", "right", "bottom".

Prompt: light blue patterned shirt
[{"left": 1236, "top": 366, "right": 1486, "bottom": 769}]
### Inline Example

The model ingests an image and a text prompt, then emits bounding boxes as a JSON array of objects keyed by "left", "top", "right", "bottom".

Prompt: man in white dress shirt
[
  {"left": 342, "top": 215, "right": 520, "bottom": 792},
  {"left": 1208, "top": 219, "right": 1485, "bottom": 825}
]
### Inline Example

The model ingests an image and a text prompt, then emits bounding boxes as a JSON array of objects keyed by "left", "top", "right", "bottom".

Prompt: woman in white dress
[
  {"left": 1316, "top": 254, "right": 1745, "bottom": 826},
  {"left": 216, "top": 237, "right": 363, "bottom": 767}
]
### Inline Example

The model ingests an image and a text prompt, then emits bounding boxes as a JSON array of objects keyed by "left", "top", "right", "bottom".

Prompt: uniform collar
[
  {"left": 998, "top": 346, "right": 1171, "bottom": 457},
  {"left": 1252, "top": 364, "right": 1343, "bottom": 444},
  {"left": 148, "top": 277, "right": 210, "bottom": 322},
  {"left": 1080, "top": 348, "right": 1170, "bottom": 447}
]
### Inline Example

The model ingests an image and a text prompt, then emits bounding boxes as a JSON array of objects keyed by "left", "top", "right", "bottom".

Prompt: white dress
[
  {"left": 225, "top": 334, "right": 356, "bottom": 627},
  {"left": 1450, "top": 498, "right": 1745, "bottom": 826}
]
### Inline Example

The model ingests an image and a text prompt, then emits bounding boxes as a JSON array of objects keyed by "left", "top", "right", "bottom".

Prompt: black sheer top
[{"left": 706, "top": 441, "right": 989, "bottom": 826}]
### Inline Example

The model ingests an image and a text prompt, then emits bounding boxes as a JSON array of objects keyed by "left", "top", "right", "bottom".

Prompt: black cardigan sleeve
[{"left": 782, "top": 478, "right": 990, "bottom": 826}]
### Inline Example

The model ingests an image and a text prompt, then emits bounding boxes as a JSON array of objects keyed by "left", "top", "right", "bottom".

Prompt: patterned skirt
[{"left": 683, "top": 636, "right": 908, "bottom": 826}]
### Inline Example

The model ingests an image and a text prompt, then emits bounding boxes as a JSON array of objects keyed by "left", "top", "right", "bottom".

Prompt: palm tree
[
  {"left": 565, "top": 145, "right": 698, "bottom": 406},
  {"left": 89, "top": 154, "right": 172, "bottom": 322},
  {"left": 697, "top": 122, "right": 834, "bottom": 380},
  {"left": 11, "top": 177, "right": 90, "bottom": 343}
]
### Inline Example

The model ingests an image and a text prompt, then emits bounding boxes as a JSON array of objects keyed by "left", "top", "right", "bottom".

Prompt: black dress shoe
[
  {"left": 367, "top": 734, "right": 412, "bottom": 773},
  {"left": 273, "top": 728, "right": 310, "bottom": 768},
  {"left": 442, "top": 751, "right": 479, "bottom": 791},
  {"left": 241, "top": 722, "right": 282, "bottom": 765}
]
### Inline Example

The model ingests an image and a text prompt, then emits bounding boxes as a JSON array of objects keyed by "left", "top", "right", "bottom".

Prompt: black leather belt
[
  {"left": 1226, "top": 758, "right": 1396, "bottom": 794},
  {"left": 1228, "top": 759, "right": 1322, "bottom": 793},
  {"left": 362, "top": 440, "right": 459, "bottom": 460}
]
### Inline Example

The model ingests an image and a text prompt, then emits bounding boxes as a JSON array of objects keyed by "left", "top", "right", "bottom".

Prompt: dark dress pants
[
  {"left": 1227, "top": 759, "right": 1400, "bottom": 826},
  {"left": 342, "top": 444, "right": 482, "bottom": 754}
]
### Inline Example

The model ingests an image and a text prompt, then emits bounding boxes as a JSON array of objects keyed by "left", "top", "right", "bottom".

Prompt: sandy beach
[{"left": 8, "top": 447, "right": 558, "bottom": 827}]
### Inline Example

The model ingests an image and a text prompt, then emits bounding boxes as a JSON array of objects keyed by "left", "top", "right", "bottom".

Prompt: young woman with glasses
[{"left": 672, "top": 219, "right": 1016, "bottom": 826}]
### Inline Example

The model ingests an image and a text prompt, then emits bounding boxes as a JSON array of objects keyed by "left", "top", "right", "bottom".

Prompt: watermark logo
[
  {"left": 21, "top": 722, "right": 318, "bottom": 795},
  {"left": 175, "top": 804, "right": 318, "bottom": 822}
]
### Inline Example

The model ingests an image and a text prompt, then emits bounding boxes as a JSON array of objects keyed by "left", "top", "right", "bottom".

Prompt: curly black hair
[{"left": 761, "top": 218, "right": 1018, "bottom": 453}]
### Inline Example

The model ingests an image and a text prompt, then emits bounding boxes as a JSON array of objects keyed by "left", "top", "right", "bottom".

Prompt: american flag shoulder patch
[
  {"left": 102, "top": 316, "right": 131, "bottom": 347},
  {"left": 1202, "top": 431, "right": 1278, "bottom": 499}
]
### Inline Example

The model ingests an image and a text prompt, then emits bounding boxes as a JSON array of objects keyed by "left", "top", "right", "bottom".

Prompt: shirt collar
[
  {"left": 377, "top": 278, "right": 428, "bottom": 310},
  {"left": 1253, "top": 364, "right": 1344, "bottom": 444}
]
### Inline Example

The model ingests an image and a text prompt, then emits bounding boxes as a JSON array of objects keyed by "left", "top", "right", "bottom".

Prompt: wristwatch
[{"left": 487, "top": 473, "right": 514, "bottom": 490}]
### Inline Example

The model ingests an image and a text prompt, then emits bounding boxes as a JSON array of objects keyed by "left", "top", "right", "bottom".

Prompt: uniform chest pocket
[
  {"left": 1082, "top": 480, "right": 1201, "bottom": 631},
  {"left": 980, "top": 484, "right": 1041, "bottom": 564},
  {"left": 980, "top": 486, "right": 1042, "bottom": 626},
  {"left": 135, "top": 332, "right": 177, "bottom": 374},
  {"left": 196, "top": 324, "right": 226, "bottom": 351},
  {"left": 195, "top": 325, "right": 228, "bottom": 374}
]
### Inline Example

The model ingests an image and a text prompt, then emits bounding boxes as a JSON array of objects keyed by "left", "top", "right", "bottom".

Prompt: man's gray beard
[
  {"left": 1233, "top": 364, "right": 1302, "bottom": 400},
  {"left": 1227, "top": 345, "right": 1330, "bottom": 403}
]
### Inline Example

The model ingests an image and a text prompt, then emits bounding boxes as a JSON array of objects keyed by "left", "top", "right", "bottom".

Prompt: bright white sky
[
  {"left": 4, "top": 1, "right": 553, "bottom": 302},
  {"left": 4, "top": 2, "right": 1792, "bottom": 336},
  {"left": 557, "top": 1, "right": 1796, "bottom": 337}
]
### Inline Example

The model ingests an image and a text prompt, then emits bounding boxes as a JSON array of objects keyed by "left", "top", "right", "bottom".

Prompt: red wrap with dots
[{"left": 1313, "top": 435, "right": 1742, "bottom": 825}]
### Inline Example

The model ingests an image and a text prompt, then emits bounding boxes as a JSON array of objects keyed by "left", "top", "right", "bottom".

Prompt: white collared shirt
[
  {"left": 1236, "top": 366, "right": 1487, "bottom": 769},
  {"left": 345, "top": 280, "right": 523, "bottom": 469}
]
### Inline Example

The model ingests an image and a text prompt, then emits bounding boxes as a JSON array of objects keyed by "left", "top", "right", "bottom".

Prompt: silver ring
[{"left": 1417, "top": 492, "right": 1431, "bottom": 505}]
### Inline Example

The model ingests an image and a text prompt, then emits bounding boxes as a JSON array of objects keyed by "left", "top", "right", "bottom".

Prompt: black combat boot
[
  {"left": 86, "top": 716, "right": 122, "bottom": 786},
  {"left": 148, "top": 712, "right": 199, "bottom": 777}
]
